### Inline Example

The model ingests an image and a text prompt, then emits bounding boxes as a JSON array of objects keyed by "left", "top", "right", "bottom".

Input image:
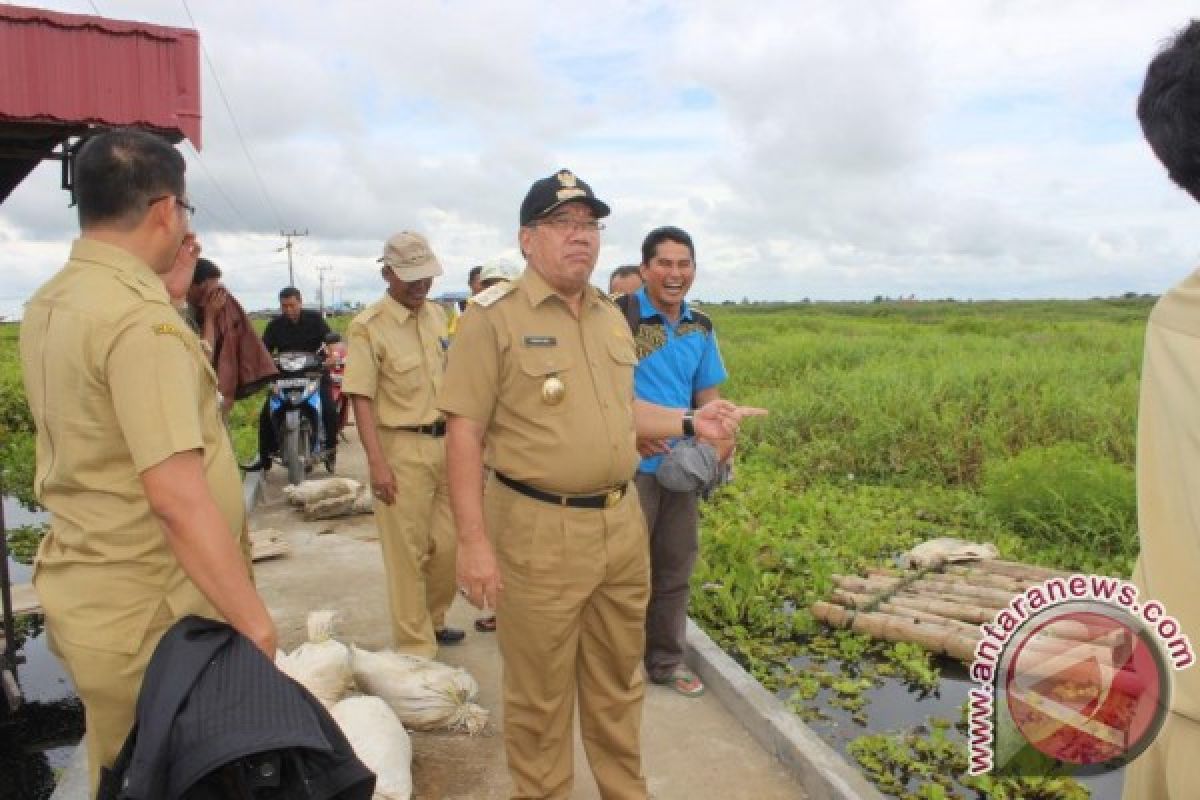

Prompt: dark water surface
[
  {"left": 2, "top": 496, "right": 84, "bottom": 800},
  {"left": 786, "top": 651, "right": 1125, "bottom": 799}
]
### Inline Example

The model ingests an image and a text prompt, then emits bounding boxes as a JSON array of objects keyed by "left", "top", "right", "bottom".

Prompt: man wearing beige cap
[
  {"left": 477, "top": 257, "right": 519, "bottom": 291},
  {"left": 344, "top": 231, "right": 463, "bottom": 655}
]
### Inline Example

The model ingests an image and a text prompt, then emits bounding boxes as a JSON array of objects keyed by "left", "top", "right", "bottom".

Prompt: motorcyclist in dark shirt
[{"left": 244, "top": 287, "right": 340, "bottom": 471}]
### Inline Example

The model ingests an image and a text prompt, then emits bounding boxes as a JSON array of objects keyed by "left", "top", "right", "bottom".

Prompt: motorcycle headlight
[{"left": 279, "top": 353, "right": 308, "bottom": 372}]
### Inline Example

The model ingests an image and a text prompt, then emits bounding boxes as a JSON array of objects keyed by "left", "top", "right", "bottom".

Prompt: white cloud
[{"left": 3, "top": 0, "right": 1200, "bottom": 319}]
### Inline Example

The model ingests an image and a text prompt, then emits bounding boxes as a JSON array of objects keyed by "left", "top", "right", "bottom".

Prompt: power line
[
  {"left": 179, "top": 0, "right": 285, "bottom": 231},
  {"left": 85, "top": 0, "right": 102, "bottom": 14},
  {"left": 189, "top": 197, "right": 233, "bottom": 232},
  {"left": 184, "top": 141, "right": 248, "bottom": 230}
]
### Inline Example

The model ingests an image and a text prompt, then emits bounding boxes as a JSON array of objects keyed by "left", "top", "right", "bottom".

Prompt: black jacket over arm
[{"left": 99, "top": 615, "right": 374, "bottom": 800}]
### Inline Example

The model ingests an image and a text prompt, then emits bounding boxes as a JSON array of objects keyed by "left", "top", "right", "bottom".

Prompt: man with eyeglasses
[
  {"left": 439, "top": 169, "right": 765, "bottom": 799},
  {"left": 19, "top": 128, "right": 273, "bottom": 794}
]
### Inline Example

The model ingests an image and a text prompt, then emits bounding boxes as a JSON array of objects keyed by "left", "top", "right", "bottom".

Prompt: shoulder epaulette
[
  {"left": 689, "top": 308, "right": 714, "bottom": 333},
  {"left": 471, "top": 281, "right": 517, "bottom": 308}
]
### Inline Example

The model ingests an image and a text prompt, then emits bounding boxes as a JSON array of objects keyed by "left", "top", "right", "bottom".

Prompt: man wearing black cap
[{"left": 439, "top": 169, "right": 764, "bottom": 798}]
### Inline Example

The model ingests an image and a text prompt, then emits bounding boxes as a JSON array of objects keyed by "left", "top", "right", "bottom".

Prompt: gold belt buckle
[{"left": 604, "top": 488, "right": 622, "bottom": 508}]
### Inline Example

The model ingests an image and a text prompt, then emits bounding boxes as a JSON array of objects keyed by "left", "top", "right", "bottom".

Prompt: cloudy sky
[{"left": 3, "top": 0, "right": 1200, "bottom": 318}]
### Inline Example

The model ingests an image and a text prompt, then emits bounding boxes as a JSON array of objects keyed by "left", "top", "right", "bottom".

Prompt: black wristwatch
[{"left": 681, "top": 410, "right": 696, "bottom": 437}]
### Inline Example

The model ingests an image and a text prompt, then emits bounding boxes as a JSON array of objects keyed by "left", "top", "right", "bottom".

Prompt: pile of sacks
[
  {"left": 283, "top": 478, "right": 374, "bottom": 520},
  {"left": 275, "top": 611, "right": 490, "bottom": 800}
]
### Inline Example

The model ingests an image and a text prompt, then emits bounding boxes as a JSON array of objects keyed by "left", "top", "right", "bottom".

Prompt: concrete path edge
[{"left": 685, "top": 619, "right": 886, "bottom": 800}]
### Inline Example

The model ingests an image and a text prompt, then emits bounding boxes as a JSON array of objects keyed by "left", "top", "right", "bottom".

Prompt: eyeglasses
[
  {"left": 149, "top": 195, "right": 196, "bottom": 218},
  {"left": 533, "top": 216, "right": 605, "bottom": 234}
]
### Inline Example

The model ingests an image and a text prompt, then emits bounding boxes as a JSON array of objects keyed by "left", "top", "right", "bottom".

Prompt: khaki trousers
[
  {"left": 374, "top": 428, "right": 456, "bottom": 657},
  {"left": 47, "top": 602, "right": 174, "bottom": 795},
  {"left": 487, "top": 478, "right": 651, "bottom": 800},
  {"left": 1121, "top": 710, "right": 1200, "bottom": 800}
]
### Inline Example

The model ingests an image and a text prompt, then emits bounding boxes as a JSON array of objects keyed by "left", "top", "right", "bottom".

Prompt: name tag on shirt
[{"left": 524, "top": 335, "right": 557, "bottom": 347}]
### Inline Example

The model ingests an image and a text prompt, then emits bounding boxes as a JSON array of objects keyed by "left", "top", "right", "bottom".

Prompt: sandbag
[
  {"left": 351, "top": 646, "right": 489, "bottom": 735},
  {"left": 276, "top": 610, "right": 353, "bottom": 707},
  {"left": 283, "top": 477, "right": 362, "bottom": 507},
  {"left": 331, "top": 696, "right": 413, "bottom": 800},
  {"left": 305, "top": 485, "right": 374, "bottom": 519},
  {"left": 898, "top": 537, "right": 1000, "bottom": 570},
  {"left": 351, "top": 486, "right": 374, "bottom": 514}
]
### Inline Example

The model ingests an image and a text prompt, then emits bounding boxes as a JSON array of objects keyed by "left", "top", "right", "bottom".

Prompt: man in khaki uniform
[
  {"left": 439, "top": 169, "right": 762, "bottom": 799},
  {"left": 1125, "top": 26, "right": 1200, "bottom": 799},
  {"left": 344, "top": 232, "right": 462, "bottom": 656},
  {"left": 19, "top": 129, "right": 275, "bottom": 793}
]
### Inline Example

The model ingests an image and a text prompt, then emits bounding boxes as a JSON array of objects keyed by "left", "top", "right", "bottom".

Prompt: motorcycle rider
[{"left": 244, "top": 287, "right": 339, "bottom": 471}]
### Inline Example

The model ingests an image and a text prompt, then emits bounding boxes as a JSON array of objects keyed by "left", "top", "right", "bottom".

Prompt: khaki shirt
[
  {"left": 1135, "top": 269, "right": 1200, "bottom": 722},
  {"left": 437, "top": 267, "right": 639, "bottom": 494},
  {"left": 20, "top": 239, "right": 245, "bottom": 655},
  {"left": 343, "top": 294, "right": 448, "bottom": 428}
]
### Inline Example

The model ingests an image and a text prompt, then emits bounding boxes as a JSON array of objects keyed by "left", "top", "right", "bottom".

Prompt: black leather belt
[
  {"left": 496, "top": 471, "right": 628, "bottom": 509},
  {"left": 395, "top": 420, "right": 446, "bottom": 437}
]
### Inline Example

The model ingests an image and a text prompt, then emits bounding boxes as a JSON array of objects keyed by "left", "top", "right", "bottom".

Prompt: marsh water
[
  {"left": 2, "top": 496, "right": 83, "bottom": 800},
  {"left": 785, "top": 650, "right": 1125, "bottom": 799}
]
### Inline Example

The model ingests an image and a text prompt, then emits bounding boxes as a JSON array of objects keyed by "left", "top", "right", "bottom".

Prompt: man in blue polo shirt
[{"left": 624, "top": 225, "right": 728, "bottom": 697}]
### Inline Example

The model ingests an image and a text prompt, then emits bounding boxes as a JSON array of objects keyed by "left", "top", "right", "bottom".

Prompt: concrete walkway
[{"left": 251, "top": 427, "right": 805, "bottom": 800}]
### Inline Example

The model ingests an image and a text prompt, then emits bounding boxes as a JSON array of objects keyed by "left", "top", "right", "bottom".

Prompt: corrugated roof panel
[{"left": 0, "top": 3, "right": 202, "bottom": 147}]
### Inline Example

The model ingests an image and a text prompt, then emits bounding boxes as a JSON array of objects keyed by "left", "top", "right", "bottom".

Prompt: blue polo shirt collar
[{"left": 635, "top": 287, "right": 692, "bottom": 324}]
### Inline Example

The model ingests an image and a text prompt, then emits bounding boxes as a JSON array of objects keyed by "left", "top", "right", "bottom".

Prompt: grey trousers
[{"left": 634, "top": 472, "right": 700, "bottom": 680}]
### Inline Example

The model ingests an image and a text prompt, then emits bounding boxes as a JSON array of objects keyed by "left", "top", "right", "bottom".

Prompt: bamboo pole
[
  {"left": 979, "top": 558, "right": 1070, "bottom": 582},
  {"left": 876, "top": 602, "right": 983, "bottom": 637},
  {"left": 812, "top": 601, "right": 980, "bottom": 662},
  {"left": 833, "top": 577, "right": 1126, "bottom": 647},
  {"left": 812, "top": 602, "right": 1131, "bottom": 684},
  {"left": 865, "top": 568, "right": 1018, "bottom": 607},
  {"left": 832, "top": 578, "right": 996, "bottom": 623},
  {"left": 942, "top": 566, "right": 1028, "bottom": 592}
]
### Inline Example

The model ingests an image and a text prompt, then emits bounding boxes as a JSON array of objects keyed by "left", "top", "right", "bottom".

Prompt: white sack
[
  {"left": 283, "top": 477, "right": 362, "bottom": 507},
  {"left": 331, "top": 696, "right": 413, "bottom": 800},
  {"left": 898, "top": 537, "right": 1001, "bottom": 570},
  {"left": 351, "top": 646, "right": 489, "bottom": 735},
  {"left": 276, "top": 610, "right": 353, "bottom": 707}
]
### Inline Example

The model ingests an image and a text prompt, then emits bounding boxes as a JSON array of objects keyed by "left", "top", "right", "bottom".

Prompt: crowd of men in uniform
[
  {"left": 22, "top": 20, "right": 1200, "bottom": 793},
  {"left": 20, "top": 129, "right": 764, "bottom": 799}
]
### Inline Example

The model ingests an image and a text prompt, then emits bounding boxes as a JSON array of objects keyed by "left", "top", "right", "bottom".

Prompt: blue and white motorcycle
[{"left": 269, "top": 349, "right": 334, "bottom": 485}]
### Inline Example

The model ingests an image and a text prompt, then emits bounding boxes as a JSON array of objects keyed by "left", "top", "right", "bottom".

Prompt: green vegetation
[{"left": 690, "top": 298, "right": 1149, "bottom": 798}]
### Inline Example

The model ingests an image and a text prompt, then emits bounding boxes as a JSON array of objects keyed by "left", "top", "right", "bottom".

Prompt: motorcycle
[
  {"left": 269, "top": 348, "right": 334, "bottom": 485},
  {"left": 323, "top": 332, "right": 350, "bottom": 440}
]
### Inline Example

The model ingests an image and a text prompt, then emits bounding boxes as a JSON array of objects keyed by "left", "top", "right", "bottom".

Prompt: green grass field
[{"left": 2, "top": 299, "right": 1150, "bottom": 798}]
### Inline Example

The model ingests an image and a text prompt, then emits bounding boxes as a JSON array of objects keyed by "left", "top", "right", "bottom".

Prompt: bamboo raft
[{"left": 810, "top": 555, "right": 1132, "bottom": 681}]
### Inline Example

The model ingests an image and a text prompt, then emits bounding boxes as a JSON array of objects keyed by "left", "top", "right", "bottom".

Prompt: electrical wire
[
  {"left": 183, "top": 141, "right": 247, "bottom": 231},
  {"left": 179, "top": 0, "right": 285, "bottom": 231}
]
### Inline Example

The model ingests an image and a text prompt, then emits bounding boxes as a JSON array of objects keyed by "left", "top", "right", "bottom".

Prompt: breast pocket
[
  {"left": 387, "top": 353, "right": 424, "bottom": 392},
  {"left": 515, "top": 349, "right": 575, "bottom": 416},
  {"left": 607, "top": 337, "right": 638, "bottom": 404}
]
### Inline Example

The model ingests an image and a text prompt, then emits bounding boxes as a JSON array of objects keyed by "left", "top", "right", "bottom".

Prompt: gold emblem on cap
[
  {"left": 542, "top": 374, "right": 566, "bottom": 405},
  {"left": 556, "top": 170, "right": 577, "bottom": 188}
]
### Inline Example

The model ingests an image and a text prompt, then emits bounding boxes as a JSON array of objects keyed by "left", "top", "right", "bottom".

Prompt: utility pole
[
  {"left": 315, "top": 264, "right": 334, "bottom": 315},
  {"left": 279, "top": 229, "right": 308, "bottom": 288}
]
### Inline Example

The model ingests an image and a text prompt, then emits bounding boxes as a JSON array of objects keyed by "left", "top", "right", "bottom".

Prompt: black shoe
[{"left": 435, "top": 627, "right": 466, "bottom": 645}]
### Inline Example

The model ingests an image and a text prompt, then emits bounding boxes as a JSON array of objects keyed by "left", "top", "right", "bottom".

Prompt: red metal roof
[{"left": 0, "top": 4, "right": 202, "bottom": 147}]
